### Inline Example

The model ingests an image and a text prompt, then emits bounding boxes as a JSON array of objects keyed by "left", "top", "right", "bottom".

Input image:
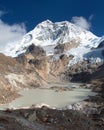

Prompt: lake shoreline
[{"left": 0, "top": 82, "right": 97, "bottom": 110}]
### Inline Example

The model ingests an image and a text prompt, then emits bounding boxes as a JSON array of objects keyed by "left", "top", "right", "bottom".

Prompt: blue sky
[{"left": 0, "top": 0, "right": 104, "bottom": 37}]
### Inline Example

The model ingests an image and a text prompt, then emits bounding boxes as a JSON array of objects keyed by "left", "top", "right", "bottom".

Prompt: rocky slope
[
  {"left": 0, "top": 52, "right": 47, "bottom": 104},
  {"left": 0, "top": 106, "right": 98, "bottom": 130}
]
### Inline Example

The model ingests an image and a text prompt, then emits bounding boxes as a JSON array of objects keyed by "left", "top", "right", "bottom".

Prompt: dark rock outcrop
[{"left": 26, "top": 44, "right": 46, "bottom": 58}]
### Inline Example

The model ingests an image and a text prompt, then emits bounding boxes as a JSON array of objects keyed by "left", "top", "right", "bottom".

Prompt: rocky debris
[
  {"left": 85, "top": 79, "right": 104, "bottom": 128},
  {"left": 0, "top": 82, "right": 104, "bottom": 130},
  {"left": 66, "top": 101, "right": 100, "bottom": 115},
  {"left": 27, "top": 111, "right": 37, "bottom": 122},
  {"left": 0, "top": 106, "right": 97, "bottom": 130},
  {"left": 63, "top": 77, "right": 104, "bottom": 129}
]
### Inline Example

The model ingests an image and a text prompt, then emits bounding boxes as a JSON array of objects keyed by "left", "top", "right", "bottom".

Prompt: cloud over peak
[
  {"left": 71, "top": 16, "right": 91, "bottom": 30},
  {"left": 0, "top": 11, "right": 26, "bottom": 52}
]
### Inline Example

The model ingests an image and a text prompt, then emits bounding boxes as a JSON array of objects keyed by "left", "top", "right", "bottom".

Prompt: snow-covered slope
[
  {"left": 4, "top": 20, "right": 104, "bottom": 65},
  {"left": 66, "top": 35, "right": 104, "bottom": 65}
]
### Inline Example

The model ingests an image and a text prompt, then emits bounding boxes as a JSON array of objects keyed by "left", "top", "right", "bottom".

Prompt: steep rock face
[
  {"left": 26, "top": 43, "right": 46, "bottom": 57},
  {"left": 16, "top": 44, "right": 49, "bottom": 81},
  {"left": 15, "top": 44, "right": 75, "bottom": 82}
]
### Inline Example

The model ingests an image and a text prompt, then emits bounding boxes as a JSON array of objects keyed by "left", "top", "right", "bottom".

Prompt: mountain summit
[{"left": 4, "top": 20, "right": 104, "bottom": 65}]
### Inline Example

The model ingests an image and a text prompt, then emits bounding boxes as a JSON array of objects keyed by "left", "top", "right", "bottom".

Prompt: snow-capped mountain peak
[
  {"left": 37, "top": 19, "right": 53, "bottom": 27},
  {"left": 4, "top": 19, "right": 104, "bottom": 65}
]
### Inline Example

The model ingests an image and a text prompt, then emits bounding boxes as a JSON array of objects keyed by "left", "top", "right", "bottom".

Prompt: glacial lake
[{"left": 0, "top": 82, "right": 96, "bottom": 110}]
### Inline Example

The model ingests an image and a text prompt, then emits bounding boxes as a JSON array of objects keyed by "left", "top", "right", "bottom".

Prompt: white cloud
[
  {"left": 71, "top": 16, "right": 91, "bottom": 30},
  {"left": 0, "top": 14, "right": 26, "bottom": 52}
]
